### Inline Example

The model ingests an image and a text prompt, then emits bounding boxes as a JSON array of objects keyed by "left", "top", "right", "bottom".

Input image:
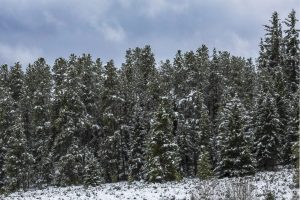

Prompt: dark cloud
[{"left": 0, "top": 0, "right": 298, "bottom": 68}]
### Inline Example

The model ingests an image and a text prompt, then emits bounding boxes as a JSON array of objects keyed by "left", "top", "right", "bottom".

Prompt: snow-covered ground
[{"left": 2, "top": 168, "right": 298, "bottom": 200}]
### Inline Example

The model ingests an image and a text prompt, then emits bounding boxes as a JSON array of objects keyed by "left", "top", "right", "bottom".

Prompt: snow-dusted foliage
[
  {"left": 0, "top": 10, "right": 298, "bottom": 195},
  {"left": 144, "top": 98, "right": 180, "bottom": 182},
  {"left": 216, "top": 93, "right": 255, "bottom": 178},
  {"left": 1, "top": 169, "right": 298, "bottom": 200}
]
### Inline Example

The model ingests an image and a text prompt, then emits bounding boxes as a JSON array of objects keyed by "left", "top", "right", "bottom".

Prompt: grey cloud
[{"left": 0, "top": 0, "right": 298, "bottom": 67}]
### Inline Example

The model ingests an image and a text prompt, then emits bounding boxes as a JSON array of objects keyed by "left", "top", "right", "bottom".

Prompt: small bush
[{"left": 265, "top": 191, "right": 275, "bottom": 200}]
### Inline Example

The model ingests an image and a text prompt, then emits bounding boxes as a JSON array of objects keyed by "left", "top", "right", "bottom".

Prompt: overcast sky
[{"left": 0, "top": 0, "right": 299, "bottom": 68}]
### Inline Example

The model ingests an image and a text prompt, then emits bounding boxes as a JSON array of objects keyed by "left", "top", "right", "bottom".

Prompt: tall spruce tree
[
  {"left": 283, "top": 9, "right": 299, "bottom": 93},
  {"left": 118, "top": 50, "right": 137, "bottom": 181},
  {"left": 204, "top": 49, "right": 224, "bottom": 168},
  {"left": 253, "top": 87, "right": 281, "bottom": 170},
  {"left": 197, "top": 149, "right": 213, "bottom": 180},
  {"left": 52, "top": 55, "right": 90, "bottom": 185},
  {"left": 77, "top": 55, "right": 103, "bottom": 185},
  {"left": 22, "top": 58, "right": 52, "bottom": 186},
  {"left": 77, "top": 54, "right": 102, "bottom": 147},
  {"left": 8, "top": 62, "right": 24, "bottom": 103},
  {"left": 128, "top": 46, "right": 157, "bottom": 181},
  {"left": 0, "top": 65, "right": 10, "bottom": 193},
  {"left": 144, "top": 98, "right": 180, "bottom": 182},
  {"left": 2, "top": 88, "right": 33, "bottom": 193},
  {"left": 98, "top": 60, "right": 122, "bottom": 182},
  {"left": 216, "top": 94, "right": 254, "bottom": 178},
  {"left": 282, "top": 10, "right": 299, "bottom": 164},
  {"left": 262, "top": 12, "right": 283, "bottom": 73}
]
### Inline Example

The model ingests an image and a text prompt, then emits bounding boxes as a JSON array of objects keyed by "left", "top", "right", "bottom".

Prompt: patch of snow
[{"left": 2, "top": 168, "right": 298, "bottom": 200}]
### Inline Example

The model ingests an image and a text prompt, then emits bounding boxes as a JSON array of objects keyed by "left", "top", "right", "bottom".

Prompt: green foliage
[
  {"left": 22, "top": 57, "right": 52, "bottom": 186},
  {"left": 197, "top": 150, "right": 213, "bottom": 180},
  {"left": 265, "top": 192, "right": 275, "bottom": 200},
  {"left": 145, "top": 99, "right": 181, "bottom": 182},
  {"left": 254, "top": 91, "right": 281, "bottom": 170},
  {"left": 83, "top": 148, "right": 103, "bottom": 187},
  {"left": 3, "top": 107, "right": 34, "bottom": 193},
  {"left": 217, "top": 94, "right": 255, "bottom": 178},
  {"left": 292, "top": 139, "right": 299, "bottom": 187}
]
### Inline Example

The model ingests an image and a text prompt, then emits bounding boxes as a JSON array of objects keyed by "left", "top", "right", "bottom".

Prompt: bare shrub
[{"left": 191, "top": 177, "right": 254, "bottom": 200}]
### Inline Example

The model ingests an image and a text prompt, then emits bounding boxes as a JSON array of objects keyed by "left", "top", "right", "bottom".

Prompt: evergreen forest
[{"left": 0, "top": 10, "right": 298, "bottom": 193}]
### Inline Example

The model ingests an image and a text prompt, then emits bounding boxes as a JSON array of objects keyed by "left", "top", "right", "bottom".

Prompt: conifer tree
[
  {"left": 119, "top": 51, "right": 137, "bottom": 181},
  {"left": 3, "top": 97, "right": 33, "bottom": 192},
  {"left": 216, "top": 94, "right": 254, "bottom": 177},
  {"left": 74, "top": 55, "right": 103, "bottom": 184},
  {"left": 22, "top": 58, "right": 52, "bottom": 186},
  {"left": 82, "top": 147, "right": 103, "bottom": 186},
  {"left": 283, "top": 9, "right": 299, "bottom": 93},
  {"left": 77, "top": 54, "right": 102, "bottom": 149},
  {"left": 128, "top": 46, "right": 157, "bottom": 181},
  {"left": 259, "top": 11, "right": 293, "bottom": 165},
  {"left": 262, "top": 12, "right": 283, "bottom": 74},
  {"left": 204, "top": 49, "right": 224, "bottom": 168},
  {"left": 292, "top": 129, "right": 299, "bottom": 187},
  {"left": 197, "top": 149, "right": 213, "bottom": 180},
  {"left": 98, "top": 60, "right": 122, "bottom": 182},
  {"left": 253, "top": 89, "right": 281, "bottom": 170},
  {"left": 56, "top": 139, "right": 83, "bottom": 186},
  {"left": 8, "top": 62, "right": 24, "bottom": 102},
  {"left": 52, "top": 55, "right": 90, "bottom": 185},
  {"left": 144, "top": 98, "right": 180, "bottom": 182},
  {"left": 0, "top": 65, "right": 10, "bottom": 193}
]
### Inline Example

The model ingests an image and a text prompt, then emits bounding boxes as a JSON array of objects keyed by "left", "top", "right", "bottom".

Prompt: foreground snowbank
[{"left": 2, "top": 168, "right": 298, "bottom": 200}]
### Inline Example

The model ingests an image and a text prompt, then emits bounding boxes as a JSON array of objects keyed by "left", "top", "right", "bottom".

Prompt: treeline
[{"left": 0, "top": 11, "right": 298, "bottom": 193}]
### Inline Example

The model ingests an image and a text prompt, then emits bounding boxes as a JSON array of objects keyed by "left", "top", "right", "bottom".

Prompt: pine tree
[
  {"left": 243, "top": 58, "right": 257, "bottom": 110},
  {"left": 119, "top": 52, "right": 137, "bottom": 181},
  {"left": 0, "top": 63, "right": 34, "bottom": 193},
  {"left": 254, "top": 90, "right": 281, "bottom": 170},
  {"left": 262, "top": 12, "right": 283, "bottom": 74},
  {"left": 52, "top": 55, "right": 90, "bottom": 185},
  {"left": 56, "top": 139, "right": 83, "bottom": 186},
  {"left": 76, "top": 55, "right": 103, "bottom": 184},
  {"left": 283, "top": 9, "right": 299, "bottom": 93},
  {"left": 22, "top": 58, "right": 52, "bottom": 186},
  {"left": 77, "top": 54, "right": 102, "bottom": 149},
  {"left": 98, "top": 60, "right": 122, "bottom": 182},
  {"left": 292, "top": 131, "right": 299, "bottom": 187},
  {"left": 0, "top": 65, "right": 10, "bottom": 193},
  {"left": 197, "top": 92, "right": 211, "bottom": 154},
  {"left": 197, "top": 149, "right": 213, "bottom": 180},
  {"left": 216, "top": 94, "right": 255, "bottom": 178},
  {"left": 144, "top": 98, "right": 180, "bottom": 182},
  {"left": 82, "top": 147, "right": 103, "bottom": 186},
  {"left": 273, "top": 66, "right": 290, "bottom": 164},
  {"left": 128, "top": 46, "right": 157, "bottom": 181},
  {"left": 204, "top": 49, "right": 225, "bottom": 168},
  {"left": 128, "top": 111, "right": 148, "bottom": 181},
  {"left": 259, "top": 11, "right": 292, "bottom": 165},
  {"left": 8, "top": 62, "right": 24, "bottom": 102},
  {"left": 282, "top": 10, "right": 300, "bottom": 165},
  {"left": 3, "top": 98, "right": 33, "bottom": 193},
  {"left": 195, "top": 45, "right": 210, "bottom": 92},
  {"left": 177, "top": 89, "right": 210, "bottom": 176},
  {"left": 173, "top": 50, "right": 198, "bottom": 176}
]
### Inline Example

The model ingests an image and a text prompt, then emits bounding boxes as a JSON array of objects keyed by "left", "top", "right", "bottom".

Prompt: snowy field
[{"left": 2, "top": 168, "right": 298, "bottom": 200}]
